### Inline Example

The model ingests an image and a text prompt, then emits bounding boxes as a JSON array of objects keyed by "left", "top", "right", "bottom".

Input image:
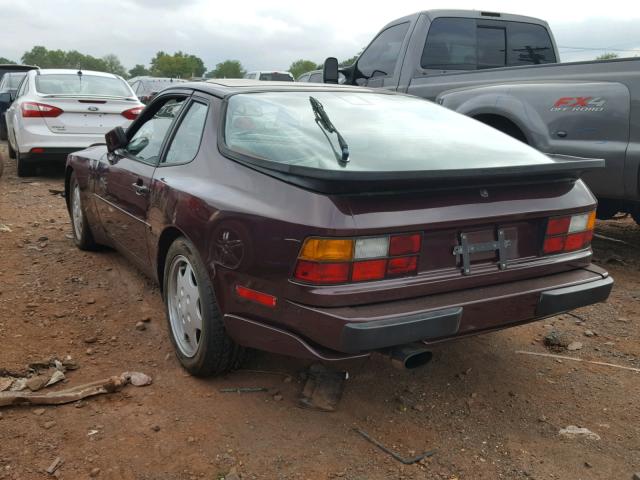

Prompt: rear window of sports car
[{"left": 223, "top": 91, "right": 552, "bottom": 172}]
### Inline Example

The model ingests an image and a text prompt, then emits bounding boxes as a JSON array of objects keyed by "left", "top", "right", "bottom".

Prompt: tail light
[
  {"left": 293, "top": 233, "right": 421, "bottom": 285},
  {"left": 543, "top": 211, "right": 596, "bottom": 254},
  {"left": 121, "top": 106, "right": 144, "bottom": 120},
  {"left": 21, "top": 102, "right": 63, "bottom": 118}
]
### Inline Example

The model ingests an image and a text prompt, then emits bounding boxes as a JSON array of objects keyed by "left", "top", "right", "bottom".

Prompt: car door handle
[{"left": 132, "top": 182, "right": 149, "bottom": 196}]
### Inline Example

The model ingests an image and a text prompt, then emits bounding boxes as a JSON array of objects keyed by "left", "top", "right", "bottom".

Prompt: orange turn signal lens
[
  {"left": 299, "top": 238, "right": 353, "bottom": 261},
  {"left": 586, "top": 210, "right": 596, "bottom": 231}
]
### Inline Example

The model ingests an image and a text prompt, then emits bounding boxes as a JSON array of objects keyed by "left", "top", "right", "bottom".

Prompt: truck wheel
[
  {"left": 16, "top": 151, "right": 34, "bottom": 177},
  {"left": 163, "top": 237, "right": 245, "bottom": 377},
  {"left": 69, "top": 172, "right": 97, "bottom": 250}
]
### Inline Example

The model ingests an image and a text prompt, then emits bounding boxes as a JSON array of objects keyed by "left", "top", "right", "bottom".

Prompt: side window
[
  {"left": 477, "top": 27, "right": 506, "bottom": 69},
  {"left": 130, "top": 81, "right": 139, "bottom": 94},
  {"left": 508, "top": 23, "right": 556, "bottom": 65},
  {"left": 297, "top": 74, "right": 309, "bottom": 82},
  {"left": 124, "top": 97, "right": 186, "bottom": 164},
  {"left": 309, "top": 72, "right": 322, "bottom": 83},
  {"left": 357, "top": 22, "right": 410, "bottom": 78},
  {"left": 421, "top": 18, "right": 476, "bottom": 70},
  {"left": 163, "top": 101, "right": 208, "bottom": 165},
  {"left": 16, "top": 76, "right": 28, "bottom": 97}
]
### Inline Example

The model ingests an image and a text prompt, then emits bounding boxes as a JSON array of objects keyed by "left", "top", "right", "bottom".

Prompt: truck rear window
[
  {"left": 259, "top": 73, "right": 293, "bottom": 81},
  {"left": 422, "top": 18, "right": 556, "bottom": 70}
]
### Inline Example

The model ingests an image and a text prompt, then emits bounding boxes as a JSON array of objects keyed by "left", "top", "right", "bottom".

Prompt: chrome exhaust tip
[{"left": 387, "top": 344, "right": 433, "bottom": 370}]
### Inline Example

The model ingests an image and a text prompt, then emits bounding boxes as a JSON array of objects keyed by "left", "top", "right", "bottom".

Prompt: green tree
[
  {"left": 288, "top": 59, "right": 317, "bottom": 79},
  {"left": 339, "top": 53, "right": 360, "bottom": 67},
  {"left": 20, "top": 46, "right": 119, "bottom": 72},
  {"left": 208, "top": 60, "right": 245, "bottom": 79},
  {"left": 102, "top": 54, "right": 127, "bottom": 77},
  {"left": 128, "top": 64, "right": 150, "bottom": 78},
  {"left": 595, "top": 52, "right": 618, "bottom": 60},
  {"left": 0, "top": 57, "right": 16, "bottom": 64},
  {"left": 150, "top": 51, "right": 206, "bottom": 78}
]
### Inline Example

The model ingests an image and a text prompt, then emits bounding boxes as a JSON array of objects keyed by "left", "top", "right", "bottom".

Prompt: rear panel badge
[{"left": 550, "top": 97, "right": 606, "bottom": 112}]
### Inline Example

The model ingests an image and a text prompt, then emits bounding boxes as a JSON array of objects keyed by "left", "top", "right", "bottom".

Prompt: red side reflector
[
  {"left": 234, "top": 285, "right": 277, "bottom": 308},
  {"left": 352, "top": 259, "right": 386, "bottom": 282},
  {"left": 389, "top": 234, "right": 421, "bottom": 256},
  {"left": 294, "top": 261, "right": 349, "bottom": 284},
  {"left": 387, "top": 256, "right": 418, "bottom": 275},
  {"left": 546, "top": 217, "right": 570, "bottom": 236},
  {"left": 543, "top": 236, "right": 565, "bottom": 254},
  {"left": 30, "top": 148, "right": 45, "bottom": 153}
]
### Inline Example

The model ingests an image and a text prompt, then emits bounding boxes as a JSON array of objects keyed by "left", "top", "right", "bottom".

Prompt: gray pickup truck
[{"left": 330, "top": 10, "right": 640, "bottom": 224}]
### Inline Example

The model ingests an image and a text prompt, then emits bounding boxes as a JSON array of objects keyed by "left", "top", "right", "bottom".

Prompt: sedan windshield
[
  {"left": 224, "top": 91, "right": 553, "bottom": 172},
  {"left": 35, "top": 74, "right": 132, "bottom": 97}
]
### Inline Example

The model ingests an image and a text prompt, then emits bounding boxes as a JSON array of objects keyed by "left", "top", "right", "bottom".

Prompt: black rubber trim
[
  {"left": 339, "top": 307, "right": 462, "bottom": 353},
  {"left": 536, "top": 276, "right": 613, "bottom": 317}
]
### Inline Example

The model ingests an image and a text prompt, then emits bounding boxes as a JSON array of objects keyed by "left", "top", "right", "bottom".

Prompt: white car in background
[
  {"left": 243, "top": 71, "right": 294, "bottom": 81},
  {"left": 6, "top": 69, "right": 143, "bottom": 176}
]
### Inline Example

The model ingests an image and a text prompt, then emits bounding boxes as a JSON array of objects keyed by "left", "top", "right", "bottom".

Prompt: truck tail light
[
  {"left": 293, "top": 233, "right": 421, "bottom": 285},
  {"left": 543, "top": 211, "right": 595, "bottom": 254},
  {"left": 21, "top": 102, "right": 63, "bottom": 118},
  {"left": 121, "top": 106, "right": 144, "bottom": 120}
]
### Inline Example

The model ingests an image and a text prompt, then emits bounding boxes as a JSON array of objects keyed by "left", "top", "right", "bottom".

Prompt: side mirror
[
  {"left": 323, "top": 57, "right": 339, "bottom": 84},
  {"left": 105, "top": 126, "right": 128, "bottom": 153},
  {"left": 0, "top": 92, "right": 10, "bottom": 105}
]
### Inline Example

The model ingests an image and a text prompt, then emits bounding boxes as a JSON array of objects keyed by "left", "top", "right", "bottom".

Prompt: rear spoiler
[
  {"left": 38, "top": 94, "right": 137, "bottom": 101},
  {"left": 224, "top": 150, "right": 605, "bottom": 194}
]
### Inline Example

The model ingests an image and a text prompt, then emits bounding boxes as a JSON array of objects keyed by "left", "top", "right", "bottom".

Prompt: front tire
[
  {"left": 69, "top": 172, "right": 97, "bottom": 250},
  {"left": 163, "top": 237, "right": 244, "bottom": 376}
]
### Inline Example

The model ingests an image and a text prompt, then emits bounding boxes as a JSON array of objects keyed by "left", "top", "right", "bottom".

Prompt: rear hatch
[
  {"left": 284, "top": 169, "right": 601, "bottom": 308},
  {"left": 38, "top": 97, "right": 137, "bottom": 134}
]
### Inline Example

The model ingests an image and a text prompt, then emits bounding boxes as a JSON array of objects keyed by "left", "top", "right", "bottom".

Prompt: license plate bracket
[{"left": 452, "top": 229, "right": 512, "bottom": 275}]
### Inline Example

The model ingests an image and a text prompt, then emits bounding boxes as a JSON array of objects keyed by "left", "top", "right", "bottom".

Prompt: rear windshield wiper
[{"left": 309, "top": 96, "right": 349, "bottom": 165}]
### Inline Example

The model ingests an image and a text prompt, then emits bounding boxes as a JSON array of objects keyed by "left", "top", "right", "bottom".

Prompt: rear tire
[
  {"left": 16, "top": 151, "right": 34, "bottom": 177},
  {"left": 632, "top": 209, "right": 640, "bottom": 226},
  {"left": 0, "top": 123, "right": 7, "bottom": 141},
  {"left": 7, "top": 139, "right": 15, "bottom": 159},
  {"left": 69, "top": 172, "right": 97, "bottom": 250},
  {"left": 163, "top": 237, "right": 245, "bottom": 376}
]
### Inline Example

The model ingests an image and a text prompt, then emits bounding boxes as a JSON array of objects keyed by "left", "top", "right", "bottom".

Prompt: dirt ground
[{"left": 0, "top": 143, "right": 639, "bottom": 480}]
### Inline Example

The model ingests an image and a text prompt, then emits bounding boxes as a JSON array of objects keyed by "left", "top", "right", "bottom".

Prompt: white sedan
[{"left": 6, "top": 69, "right": 143, "bottom": 176}]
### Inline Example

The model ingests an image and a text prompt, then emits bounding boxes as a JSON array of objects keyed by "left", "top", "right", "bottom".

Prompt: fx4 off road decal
[{"left": 551, "top": 97, "right": 606, "bottom": 112}]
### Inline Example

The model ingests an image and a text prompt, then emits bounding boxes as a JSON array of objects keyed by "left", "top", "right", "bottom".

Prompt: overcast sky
[{"left": 1, "top": 0, "right": 639, "bottom": 72}]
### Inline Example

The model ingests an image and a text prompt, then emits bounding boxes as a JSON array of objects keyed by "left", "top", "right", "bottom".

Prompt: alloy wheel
[{"left": 167, "top": 255, "right": 203, "bottom": 357}]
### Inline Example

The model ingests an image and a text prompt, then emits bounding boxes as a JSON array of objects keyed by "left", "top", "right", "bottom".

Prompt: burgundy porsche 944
[{"left": 64, "top": 79, "right": 612, "bottom": 375}]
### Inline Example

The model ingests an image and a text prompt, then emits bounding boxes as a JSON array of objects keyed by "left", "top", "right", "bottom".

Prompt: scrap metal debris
[
  {"left": 219, "top": 387, "right": 268, "bottom": 393},
  {"left": 0, "top": 372, "right": 152, "bottom": 408},
  {"left": 354, "top": 427, "right": 437, "bottom": 465},
  {"left": 46, "top": 457, "right": 63, "bottom": 476},
  {"left": 298, "top": 363, "right": 346, "bottom": 412},
  {"left": 516, "top": 350, "right": 640, "bottom": 373},
  {"left": 593, "top": 233, "right": 632, "bottom": 247}
]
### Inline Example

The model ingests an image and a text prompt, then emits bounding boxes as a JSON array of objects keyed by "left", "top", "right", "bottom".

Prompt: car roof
[
  {"left": 385, "top": 9, "right": 548, "bottom": 28},
  {"left": 174, "top": 78, "right": 376, "bottom": 97},
  {"left": 31, "top": 68, "right": 122, "bottom": 78},
  {"left": 247, "top": 71, "right": 292, "bottom": 75}
]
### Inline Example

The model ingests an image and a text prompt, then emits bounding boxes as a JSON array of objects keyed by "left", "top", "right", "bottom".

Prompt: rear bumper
[
  {"left": 223, "top": 266, "right": 612, "bottom": 360},
  {"left": 20, "top": 147, "right": 84, "bottom": 163}
]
